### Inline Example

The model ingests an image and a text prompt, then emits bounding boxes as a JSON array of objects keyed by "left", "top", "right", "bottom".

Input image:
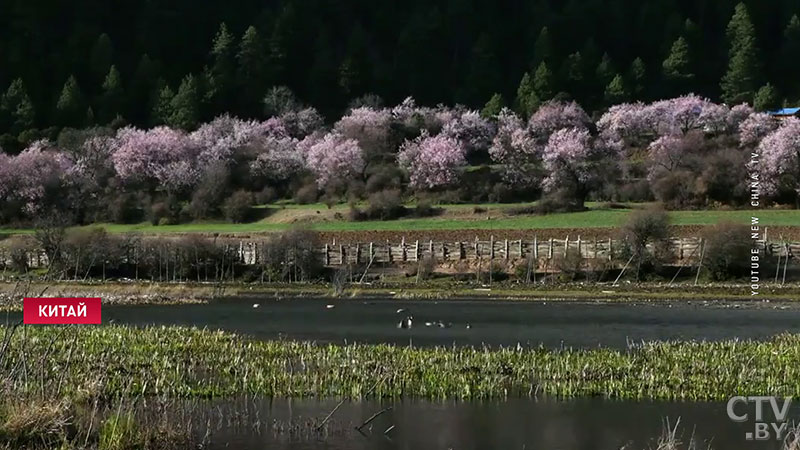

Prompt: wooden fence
[
  {"left": 239, "top": 236, "right": 797, "bottom": 266},
  {"left": 2, "top": 235, "right": 797, "bottom": 270}
]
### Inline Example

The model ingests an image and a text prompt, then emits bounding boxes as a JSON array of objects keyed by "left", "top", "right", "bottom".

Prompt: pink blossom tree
[
  {"left": 190, "top": 114, "right": 285, "bottom": 168},
  {"left": 397, "top": 131, "right": 466, "bottom": 190},
  {"left": 280, "top": 107, "right": 324, "bottom": 138},
  {"left": 334, "top": 106, "right": 393, "bottom": 157},
  {"left": 541, "top": 128, "right": 611, "bottom": 205},
  {"left": 649, "top": 94, "right": 721, "bottom": 136},
  {"left": 112, "top": 126, "right": 200, "bottom": 191},
  {"left": 758, "top": 118, "right": 800, "bottom": 199},
  {"left": 646, "top": 135, "right": 694, "bottom": 180},
  {"left": 597, "top": 102, "right": 659, "bottom": 150},
  {"left": 528, "top": 101, "right": 592, "bottom": 145},
  {"left": 305, "top": 131, "right": 365, "bottom": 187},
  {"left": 739, "top": 112, "right": 778, "bottom": 147},
  {"left": 488, "top": 108, "right": 540, "bottom": 187},
  {"left": 249, "top": 135, "right": 304, "bottom": 181},
  {"left": 2, "top": 140, "right": 75, "bottom": 214},
  {"left": 727, "top": 103, "right": 754, "bottom": 131},
  {"left": 441, "top": 110, "right": 495, "bottom": 154}
]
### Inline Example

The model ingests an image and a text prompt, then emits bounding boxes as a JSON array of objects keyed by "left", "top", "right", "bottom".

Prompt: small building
[{"left": 766, "top": 107, "right": 800, "bottom": 119}]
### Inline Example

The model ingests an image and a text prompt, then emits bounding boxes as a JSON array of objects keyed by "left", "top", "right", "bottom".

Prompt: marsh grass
[{"left": 3, "top": 325, "right": 800, "bottom": 401}]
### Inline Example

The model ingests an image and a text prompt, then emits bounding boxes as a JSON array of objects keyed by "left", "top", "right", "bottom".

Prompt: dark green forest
[{"left": 1, "top": 0, "right": 799, "bottom": 151}]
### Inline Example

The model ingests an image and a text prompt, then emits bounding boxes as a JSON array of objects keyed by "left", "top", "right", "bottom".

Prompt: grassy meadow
[{"left": 1, "top": 202, "right": 796, "bottom": 235}]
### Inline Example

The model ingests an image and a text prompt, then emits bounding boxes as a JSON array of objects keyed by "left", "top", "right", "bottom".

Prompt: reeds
[{"left": 3, "top": 325, "right": 800, "bottom": 401}]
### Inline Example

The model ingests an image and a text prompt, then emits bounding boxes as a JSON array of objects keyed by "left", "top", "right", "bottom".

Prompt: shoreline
[{"left": 2, "top": 280, "right": 800, "bottom": 312}]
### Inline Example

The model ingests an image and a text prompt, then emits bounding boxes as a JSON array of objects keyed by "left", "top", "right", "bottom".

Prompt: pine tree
[
  {"left": 131, "top": 54, "right": 159, "bottom": 125},
  {"left": 236, "top": 26, "right": 268, "bottom": 117},
  {"left": 100, "top": 65, "right": 124, "bottom": 124},
  {"left": 515, "top": 72, "right": 537, "bottom": 117},
  {"left": 533, "top": 27, "right": 552, "bottom": 66},
  {"left": 560, "top": 51, "right": 585, "bottom": 101},
  {"left": 307, "top": 31, "right": 339, "bottom": 111},
  {"left": 152, "top": 85, "right": 175, "bottom": 126},
  {"left": 460, "top": 33, "right": 501, "bottom": 106},
  {"left": 721, "top": 3, "right": 761, "bottom": 104},
  {"left": 169, "top": 75, "right": 200, "bottom": 130},
  {"left": 595, "top": 53, "right": 615, "bottom": 88},
  {"left": 339, "top": 26, "right": 370, "bottom": 98},
  {"left": 780, "top": 15, "right": 800, "bottom": 100},
  {"left": 663, "top": 37, "right": 693, "bottom": 80},
  {"left": 90, "top": 33, "right": 114, "bottom": 86},
  {"left": 481, "top": 93, "right": 504, "bottom": 118},
  {"left": 533, "top": 61, "right": 554, "bottom": 102},
  {"left": 604, "top": 74, "right": 628, "bottom": 103},
  {"left": 753, "top": 83, "right": 779, "bottom": 111},
  {"left": 628, "top": 57, "right": 647, "bottom": 97},
  {"left": 1, "top": 78, "right": 35, "bottom": 133},
  {"left": 207, "top": 23, "right": 236, "bottom": 115},
  {"left": 56, "top": 75, "right": 86, "bottom": 127}
]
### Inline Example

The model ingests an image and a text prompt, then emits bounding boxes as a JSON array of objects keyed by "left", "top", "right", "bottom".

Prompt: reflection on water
[
  {"left": 157, "top": 397, "right": 792, "bottom": 450},
  {"left": 99, "top": 297, "right": 800, "bottom": 349}
]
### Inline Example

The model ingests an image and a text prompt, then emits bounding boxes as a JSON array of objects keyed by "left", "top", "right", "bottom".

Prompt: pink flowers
[
  {"left": 441, "top": 110, "right": 494, "bottom": 153},
  {"left": 1, "top": 140, "right": 75, "bottom": 214},
  {"left": 397, "top": 132, "right": 466, "bottom": 189},
  {"left": 112, "top": 126, "right": 200, "bottom": 190},
  {"left": 739, "top": 112, "right": 778, "bottom": 147},
  {"left": 541, "top": 128, "right": 596, "bottom": 193},
  {"left": 334, "top": 107, "right": 393, "bottom": 156},
  {"left": 758, "top": 118, "right": 800, "bottom": 196},
  {"left": 249, "top": 135, "right": 304, "bottom": 181},
  {"left": 305, "top": 132, "right": 365, "bottom": 187}
]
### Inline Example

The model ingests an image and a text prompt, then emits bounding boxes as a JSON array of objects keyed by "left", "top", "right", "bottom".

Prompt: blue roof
[{"left": 767, "top": 107, "right": 800, "bottom": 115}]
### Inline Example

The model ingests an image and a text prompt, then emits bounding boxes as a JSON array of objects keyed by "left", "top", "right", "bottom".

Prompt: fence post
[
  {"left": 490, "top": 235, "right": 495, "bottom": 260},
  {"left": 415, "top": 240, "right": 420, "bottom": 261},
  {"left": 504, "top": 239, "right": 509, "bottom": 259},
  {"left": 401, "top": 236, "right": 407, "bottom": 262},
  {"left": 324, "top": 244, "right": 330, "bottom": 265},
  {"left": 548, "top": 238, "right": 553, "bottom": 259}
]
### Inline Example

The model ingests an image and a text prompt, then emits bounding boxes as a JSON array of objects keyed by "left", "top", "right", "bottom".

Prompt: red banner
[{"left": 23, "top": 297, "right": 102, "bottom": 324}]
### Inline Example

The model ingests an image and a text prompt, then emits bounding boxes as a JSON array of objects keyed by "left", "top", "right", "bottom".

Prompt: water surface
[{"left": 97, "top": 297, "right": 800, "bottom": 348}]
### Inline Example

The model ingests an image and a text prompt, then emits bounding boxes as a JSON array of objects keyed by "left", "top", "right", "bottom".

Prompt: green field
[{"left": 1, "top": 204, "right": 796, "bottom": 235}]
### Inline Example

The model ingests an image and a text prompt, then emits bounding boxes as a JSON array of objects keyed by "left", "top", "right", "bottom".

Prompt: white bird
[
  {"left": 396, "top": 308, "right": 409, "bottom": 314},
  {"left": 425, "top": 322, "right": 435, "bottom": 327},
  {"left": 252, "top": 304, "right": 260, "bottom": 308},
  {"left": 326, "top": 304, "right": 335, "bottom": 309},
  {"left": 466, "top": 323, "right": 471, "bottom": 329}
]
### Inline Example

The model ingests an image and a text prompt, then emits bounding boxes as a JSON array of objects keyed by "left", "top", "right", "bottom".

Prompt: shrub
[
  {"left": 619, "top": 206, "right": 672, "bottom": 280},
  {"left": 223, "top": 190, "right": 254, "bottom": 223},
  {"left": 650, "top": 170, "right": 699, "bottom": 209},
  {"left": 412, "top": 256, "right": 437, "bottom": 280},
  {"left": 365, "top": 165, "right": 402, "bottom": 194},
  {"left": 148, "top": 202, "right": 171, "bottom": 226},
  {"left": 6, "top": 238, "right": 34, "bottom": 273},
  {"left": 411, "top": 199, "right": 441, "bottom": 218},
  {"left": 258, "top": 229, "right": 322, "bottom": 282},
  {"left": 364, "top": 190, "right": 406, "bottom": 220},
  {"left": 701, "top": 223, "right": 751, "bottom": 281},
  {"left": 293, "top": 183, "right": 318, "bottom": 204},
  {"left": 107, "top": 193, "right": 140, "bottom": 224},
  {"left": 255, "top": 186, "right": 277, "bottom": 205},
  {"left": 555, "top": 250, "right": 585, "bottom": 281}
]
